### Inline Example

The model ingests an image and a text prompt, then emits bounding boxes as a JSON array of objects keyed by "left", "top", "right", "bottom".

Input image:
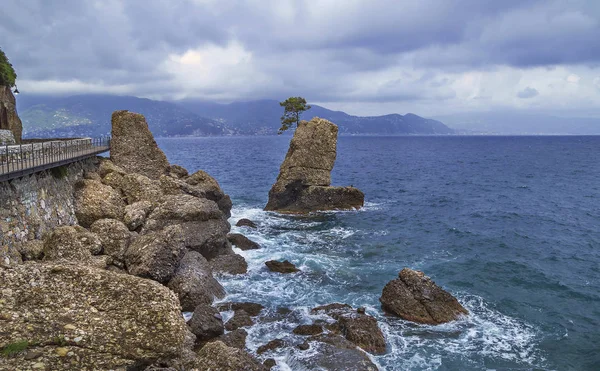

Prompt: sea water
[{"left": 157, "top": 135, "right": 600, "bottom": 371}]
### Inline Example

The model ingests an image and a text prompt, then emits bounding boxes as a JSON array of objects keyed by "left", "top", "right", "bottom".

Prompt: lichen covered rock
[
  {"left": 74, "top": 179, "right": 125, "bottom": 228},
  {"left": 0, "top": 262, "right": 192, "bottom": 370},
  {"left": 380, "top": 268, "right": 468, "bottom": 325},
  {"left": 90, "top": 218, "right": 132, "bottom": 264},
  {"left": 194, "top": 341, "right": 265, "bottom": 371},
  {"left": 110, "top": 110, "right": 170, "bottom": 179}
]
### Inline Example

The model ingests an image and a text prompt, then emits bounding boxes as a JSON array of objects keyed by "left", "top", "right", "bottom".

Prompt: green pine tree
[{"left": 278, "top": 97, "right": 311, "bottom": 134}]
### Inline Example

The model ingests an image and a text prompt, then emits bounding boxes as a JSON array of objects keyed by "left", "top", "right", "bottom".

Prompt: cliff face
[{"left": 0, "top": 85, "right": 22, "bottom": 143}]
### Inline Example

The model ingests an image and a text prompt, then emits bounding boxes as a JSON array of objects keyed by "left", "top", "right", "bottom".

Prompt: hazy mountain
[
  {"left": 177, "top": 99, "right": 454, "bottom": 135},
  {"left": 436, "top": 111, "right": 600, "bottom": 135},
  {"left": 16, "top": 94, "right": 454, "bottom": 138},
  {"left": 17, "top": 94, "right": 226, "bottom": 138}
]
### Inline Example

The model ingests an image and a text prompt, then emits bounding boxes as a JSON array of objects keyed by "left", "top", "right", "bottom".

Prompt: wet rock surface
[
  {"left": 228, "top": 232, "right": 261, "bottom": 250},
  {"left": 257, "top": 339, "right": 285, "bottom": 355},
  {"left": 194, "top": 341, "right": 266, "bottom": 371},
  {"left": 187, "top": 304, "right": 224, "bottom": 342},
  {"left": 209, "top": 253, "right": 248, "bottom": 275},
  {"left": 265, "top": 259, "right": 300, "bottom": 273},
  {"left": 216, "top": 302, "right": 265, "bottom": 317},
  {"left": 210, "top": 328, "right": 248, "bottom": 350},
  {"left": 225, "top": 309, "right": 254, "bottom": 331},
  {"left": 292, "top": 334, "right": 378, "bottom": 371},
  {"left": 236, "top": 218, "right": 257, "bottom": 228},
  {"left": 380, "top": 268, "right": 468, "bottom": 325},
  {"left": 265, "top": 117, "right": 364, "bottom": 213}
]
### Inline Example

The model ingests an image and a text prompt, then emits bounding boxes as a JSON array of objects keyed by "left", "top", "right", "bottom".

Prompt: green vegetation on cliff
[{"left": 0, "top": 48, "right": 17, "bottom": 87}]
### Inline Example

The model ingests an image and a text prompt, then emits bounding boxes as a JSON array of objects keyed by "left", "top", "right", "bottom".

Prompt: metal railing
[{"left": 0, "top": 136, "right": 111, "bottom": 182}]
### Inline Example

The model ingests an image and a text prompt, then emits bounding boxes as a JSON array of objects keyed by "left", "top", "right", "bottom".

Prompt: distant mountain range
[{"left": 16, "top": 94, "right": 454, "bottom": 138}]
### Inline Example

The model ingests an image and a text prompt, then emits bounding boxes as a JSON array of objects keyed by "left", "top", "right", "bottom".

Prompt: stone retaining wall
[{"left": 0, "top": 157, "right": 99, "bottom": 247}]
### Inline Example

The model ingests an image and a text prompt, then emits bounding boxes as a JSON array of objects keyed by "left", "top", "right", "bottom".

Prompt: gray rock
[
  {"left": 228, "top": 233, "right": 261, "bottom": 250},
  {"left": 210, "top": 328, "right": 247, "bottom": 350},
  {"left": 209, "top": 253, "right": 248, "bottom": 275},
  {"left": 0, "top": 262, "right": 192, "bottom": 370},
  {"left": 110, "top": 110, "right": 170, "bottom": 179},
  {"left": 290, "top": 334, "right": 378, "bottom": 371},
  {"left": 380, "top": 268, "right": 469, "bottom": 325},
  {"left": 265, "top": 117, "right": 364, "bottom": 213},
  {"left": 74, "top": 179, "right": 126, "bottom": 228},
  {"left": 123, "top": 201, "right": 153, "bottom": 231},
  {"left": 224, "top": 310, "right": 254, "bottom": 331},
  {"left": 188, "top": 304, "right": 224, "bottom": 341},
  {"left": 167, "top": 250, "right": 225, "bottom": 312},
  {"left": 193, "top": 341, "right": 266, "bottom": 371},
  {"left": 125, "top": 225, "right": 185, "bottom": 283},
  {"left": 90, "top": 218, "right": 132, "bottom": 263},
  {"left": 235, "top": 218, "right": 257, "bottom": 229}
]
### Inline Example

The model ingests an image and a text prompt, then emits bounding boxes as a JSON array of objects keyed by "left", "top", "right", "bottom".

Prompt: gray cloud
[
  {"left": 1, "top": 0, "right": 599, "bottom": 115},
  {"left": 517, "top": 87, "right": 539, "bottom": 99}
]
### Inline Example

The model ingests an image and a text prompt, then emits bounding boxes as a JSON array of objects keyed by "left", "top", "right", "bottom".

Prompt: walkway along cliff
[{"left": 265, "top": 117, "right": 365, "bottom": 213}]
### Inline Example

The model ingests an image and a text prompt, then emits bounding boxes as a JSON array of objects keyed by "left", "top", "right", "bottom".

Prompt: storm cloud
[{"left": 1, "top": 0, "right": 599, "bottom": 115}]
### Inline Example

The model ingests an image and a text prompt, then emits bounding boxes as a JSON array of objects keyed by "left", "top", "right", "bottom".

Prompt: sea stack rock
[
  {"left": 110, "top": 110, "right": 170, "bottom": 179},
  {"left": 0, "top": 86, "right": 22, "bottom": 143},
  {"left": 265, "top": 117, "right": 364, "bottom": 213},
  {"left": 380, "top": 268, "right": 468, "bottom": 325}
]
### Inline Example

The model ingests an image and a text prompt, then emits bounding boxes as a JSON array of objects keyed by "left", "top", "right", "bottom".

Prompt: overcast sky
[{"left": 2, "top": 0, "right": 600, "bottom": 116}]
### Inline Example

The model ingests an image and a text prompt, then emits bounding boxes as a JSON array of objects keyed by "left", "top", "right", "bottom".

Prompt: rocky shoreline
[{"left": 0, "top": 111, "right": 467, "bottom": 370}]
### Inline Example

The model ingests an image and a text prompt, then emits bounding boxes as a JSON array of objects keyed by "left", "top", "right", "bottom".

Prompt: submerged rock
[
  {"left": 110, "top": 110, "right": 170, "bottom": 179},
  {"left": 265, "top": 259, "right": 300, "bottom": 273},
  {"left": 293, "top": 324, "right": 323, "bottom": 336},
  {"left": 312, "top": 303, "right": 386, "bottom": 354},
  {"left": 210, "top": 328, "right": 248, "bottom": 350},
  {"left": 216, "top": 302, "right": 264, "bottom": 317},
  {"left": 257, "top": 339, "right": 285, "bottom": 355},
  {"left": 290, "top": 334, "right": 378, "bottom": 371},
  {"left": 224, "top": 309, "right": 254, "bottom": 331},
  {"left": 265, "top": 117, "right": 364, "bottom": 213},
  {"left": 227, "top": 233, "right": 261, "bottom": 250},
  {"left": 0, "top": 262, "right": 191, "bottom": 370},
  {"left": 236, "top": 218, "right": 257, "bottom": 228},
  {"left": 380, "top": 268, "right": 468, "bottom": 325}
]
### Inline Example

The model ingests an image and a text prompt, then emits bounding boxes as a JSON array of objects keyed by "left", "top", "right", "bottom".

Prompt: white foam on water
[{"left": 221, "top": 205, "right": 547, "bottom": 370}]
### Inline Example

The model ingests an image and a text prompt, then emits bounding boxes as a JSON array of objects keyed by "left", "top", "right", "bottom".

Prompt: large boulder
[
  {"left": 110, "top": 110, "right": 170, "bottom": 179},
  {"left": 42, "top": 226, "right": 95, "bottom": 263},
  {"left": 124, "top": 225, "right": 185, "bottom": 283},
  {"left": 120, "top": 173, "right": 164, "bottom": 204},
  {"left": 380, "top": 268, "right": 469, "bottom": 325},
  {"left": 74, "top": 179, "right": 126, "bottom": 228},
  {"left": 144, "top": 195, "right": 231, "bottom": 259},
  {"left": 123, "top": 200, "right": 153, "bottom": 231},
  {"left": 90, "top": 218, "right": 132, "bottom": 264},
  {"left": 265, "top": 117, "right": 364, "bottom": 213},
  {"left": 0, "top": 86, "right": 22, "bottom": 143},
  {"left": 194, "top": 341, "right": 265, "bottom": 371},
  {"left": 167, "top": 250, "right": 225, "bottom": 311},
  {"left": 209, "top": 253, "right": 248, "bottom": 275},
  {"left": 0, "top": 262, "right": 192, "bottom": 370}
]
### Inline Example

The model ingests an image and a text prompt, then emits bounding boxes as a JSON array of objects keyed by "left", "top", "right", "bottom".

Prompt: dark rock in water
[
  {"left": 290, "top": 334, "right": 378, "bottom": 371},
  {"left": 225, "top": 310, "right": 254, "bottom": 331},
  {"left": 311, "top": 303, "right": 386, "bottom": 354},
  {"left": 111, "top": 110, "right": 170, "bottom": 179},
  {"left": 0, "top": 262, "right": 192, "bottom": 370},
  {"left": 167, "top": 250, "right": 225, "bottom": 311},
  {"left": 263, "top": 358, "right": 276, "bottom": 369},
  {"left": 265, "top": 259, "right": 300, "bottom": 273},
  {"left": 236, "top": 218, "right": 257, "bottom": 228},
  {"left": 297, "top": 341, "right": 310, "bottom": 350},
  {"left": 188, "top": 304, "right": 224, "bottom": 341},
  {"left": 380, "top": 268, "right": 468, "bottom": 325},
  {"left": 257, "top": 339, "right": 285, "bottom": 355},
  {"left": 228, "top": 233, "right": 261, "bottom": 250},
  {"left": 124, "top": 225, "right": 185, "bottom": 283},
  {"left": 209, "top": 253, "right": 248, "bottom": 275},
  {"left": 194, "top": 341, "right": 266, "bottom": 370},
  {"left": 210, "top": 328, "right": 247, "bottom": 350},
  {"left": 216, "top": 302, "right": 264, "bottom": 317},
  {"left": 265, "top": 117, "right": 364, "bottom": 213},
  {"left": 293, "top": 324, "right": 323, "bottom": 336}
]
